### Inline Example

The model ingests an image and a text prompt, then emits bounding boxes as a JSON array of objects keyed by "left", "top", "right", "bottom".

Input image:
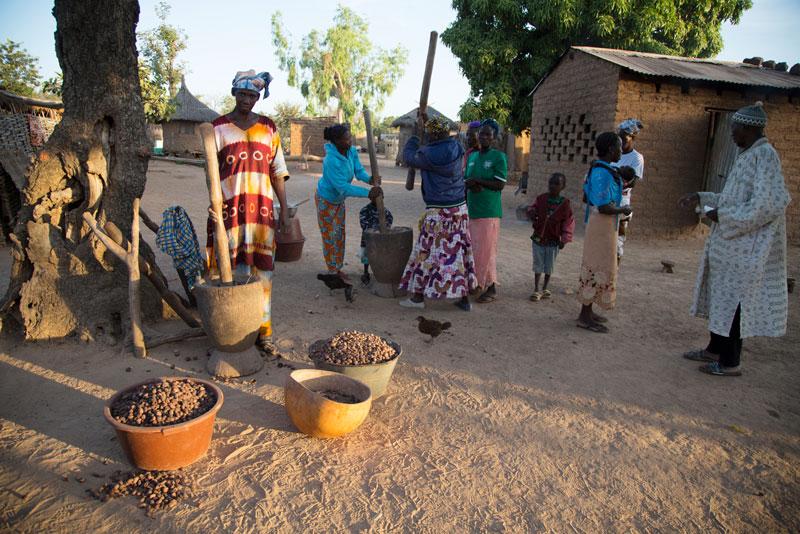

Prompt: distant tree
[
  {"left": 41, "top": 72, "right": 63, "bottom": 97},
  {"left": 0, "top": 39, "right": 41, "bottom": 95},
  {"left": 139, "top": 61, "right": 173, "bottom": 123},
  {"left": 373, "top": 115, "right": 397, "bottom": 139},
  {"left": 271, "top": 101, "right": 304, "bottom": 153},
  {"left": 442, "top": 0, "right": 752, "bottom": 133},
  {"left": 197, "top": 94, "right": 235, "bottom": 114},
  {"left": 270, "top": 6, "right": 408, "bottom": 125},
  {"left": 138, "top": 0, "right": 187, "bottom": 121}
]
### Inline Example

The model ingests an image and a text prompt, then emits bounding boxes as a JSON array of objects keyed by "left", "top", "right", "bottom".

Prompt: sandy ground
[{"left": 1, "top": 157, "right": 799, "bottom": 533}]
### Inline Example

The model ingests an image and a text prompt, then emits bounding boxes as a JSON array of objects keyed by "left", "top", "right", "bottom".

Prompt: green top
[{"left": 465, "top": 148, "right": 508, "bottom": 219}]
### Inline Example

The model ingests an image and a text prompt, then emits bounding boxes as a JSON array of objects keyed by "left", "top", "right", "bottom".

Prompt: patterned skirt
[
  {"left": 577, "top": 212, "right": 618, "bottom": 309},
  {"left": 399, "top": 204, "right": 477, "bottom": 299}
]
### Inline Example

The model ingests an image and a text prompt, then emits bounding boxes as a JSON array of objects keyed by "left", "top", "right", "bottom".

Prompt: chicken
[
  {"left": 416, "top": 316, "right": 451, "bottom": 341},
  {"left": 317, "top": 273, "right": 354, "bottom": 303}
]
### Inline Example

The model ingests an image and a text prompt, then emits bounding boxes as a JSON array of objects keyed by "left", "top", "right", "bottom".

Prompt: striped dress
[
  {"left": 206, "top": 114, "right": 289, "bottom": 338},
  {"left": 206, "top": 114, "right": 289, "bottom": 272}
]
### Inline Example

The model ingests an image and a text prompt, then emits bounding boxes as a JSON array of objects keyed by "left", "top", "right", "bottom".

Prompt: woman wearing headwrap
[
  {"left": 463, "top": 120, "right": 481, "bottom": 169},
  {"left": 398, "top": 113, "right": 477, "bottom": 311},
  {"left": 316, "top": 123, "right": 383, "bottom": 279},
  {"left": 679, "top": 102, "right": 789, "bottom": 376},
  {"left": 464, "top": 118, "right": 507, "bottom": 303},
  {"left": 576, "top": 132, "right": 632, "bottom": 333},
  {"left": 614, "top": 118, "right": 645, "bottom": 261},
  {"left": 206, "top": 70, "right": 290, "bottom": 351}
]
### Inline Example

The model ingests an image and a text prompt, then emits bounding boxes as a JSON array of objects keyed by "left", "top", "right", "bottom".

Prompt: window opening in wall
[
  {"left": 655, "top": 83, "right": 661, "bottom": 93},
  {"left": 539, "top": 113, "right": 596, "bottom": 165}
]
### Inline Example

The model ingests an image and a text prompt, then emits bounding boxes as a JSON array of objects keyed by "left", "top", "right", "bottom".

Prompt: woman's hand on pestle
[{"left": 368, "top": 186, "right": 383, "bottom": 201}]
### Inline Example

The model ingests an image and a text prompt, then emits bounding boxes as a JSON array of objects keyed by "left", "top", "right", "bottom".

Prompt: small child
[
  {"left": 526, "top": 172, "right": 574, "bottom": 301},
  {"left": 358, "top": 198, "right": 393, "bottom": 285}
]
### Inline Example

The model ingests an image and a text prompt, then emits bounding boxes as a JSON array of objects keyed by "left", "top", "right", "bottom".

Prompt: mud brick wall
[
  {"left": 529, "top": 49, "right": 800, "bottom": 243},
  {"left": 528, "top": 51, "right": 620, "bottom": 214},
  {"left": 289, "top": 117, "right": 337, "bottom": 157},
  {"left": 616, "top": 76, "right": 800, "bottom": 242}
]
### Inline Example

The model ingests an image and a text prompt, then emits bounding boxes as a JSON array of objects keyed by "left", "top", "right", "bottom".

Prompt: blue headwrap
[
  {"left": 480, "top": 118, "right": 500, "bottom": 137},
  {"left": 231, "top": 70, "right": 273, "bottom": 98},
  {"left": 467, "top": 120, "right": 482, "bottom": 129},
  {"left": 617, "top": 118, "right": 643, "bottom": 135}
]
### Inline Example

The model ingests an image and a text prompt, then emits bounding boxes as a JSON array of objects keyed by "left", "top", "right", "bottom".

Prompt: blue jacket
[
  {"left": 403, "top": 136, "right": 466, "bottom": 208},
  {"left": 317, "top": 144, "right": 371, "bottom": 204}
]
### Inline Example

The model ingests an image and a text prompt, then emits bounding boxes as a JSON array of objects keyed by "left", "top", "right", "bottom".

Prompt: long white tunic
[{"left": 691, "top": 138, "right": 790, "bottom": 338}]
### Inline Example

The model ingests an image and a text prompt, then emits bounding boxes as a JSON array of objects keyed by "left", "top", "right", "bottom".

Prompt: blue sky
[{"left": 1, "top": 0, "right": 798, "bottom": 121}]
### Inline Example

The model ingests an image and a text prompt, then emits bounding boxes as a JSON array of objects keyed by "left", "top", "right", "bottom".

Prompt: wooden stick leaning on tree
[
  {"left": 82, "top": 198, "right": 146, "bottom": 358},
  {"left": 405, "top": 30, "right": 438, "bottom": 191},
  {"left": 363, "top": 108, "right": 387, "bottom": 233}
]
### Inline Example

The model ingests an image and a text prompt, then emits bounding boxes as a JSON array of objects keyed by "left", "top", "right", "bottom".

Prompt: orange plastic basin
[{"left": 103, "top": 377, "right": 224, "bottom": 471}]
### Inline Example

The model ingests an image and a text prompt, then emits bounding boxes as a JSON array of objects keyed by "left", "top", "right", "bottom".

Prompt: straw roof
[
  {"left": 0, "top": 89, "right": 63, "bottom": 119},
  {"left": 168, "top": 77, "right": 218, "bottom": 123},
  {"left": 391, "top": 106, "right": 454, "bottom": 128}
]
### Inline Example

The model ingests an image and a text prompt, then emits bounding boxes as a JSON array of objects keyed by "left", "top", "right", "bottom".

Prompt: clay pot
[
  {"left": 275, "top": 216, "right": 305, "bottom": 263},
  {"left": 194, "top": 278, "right": 263, "bottom": 352},
  {"left": 364, "top": 227, "right": 413, "bottom": 284},
  {"left": 103, "top": 377, "right": 223, "bottom": 471},
  {"left": 284, "top": 369, "right": 372, "bottom": 438},
  {"left": 308, "top": 339, "right": 401, "bottom": 399}
]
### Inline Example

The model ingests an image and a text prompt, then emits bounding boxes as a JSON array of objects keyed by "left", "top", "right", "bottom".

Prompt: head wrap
[
  {"left": 480, "top": 118, "right": 500, "bottom": 137},
  {"left": 617, "top": 118, "right": 643, "bottom": 136},
  {"left": 426, "top": 116, "right": 451, "bottom": 137},
  {"left": 467, "top": 120, "right": 482, "bottom": 129},
  {"left": 732, "top": 101, "right": 767, "bottom": 127},
  {"left": 231, "top": 70, "right": 273, "bottom": 98}
]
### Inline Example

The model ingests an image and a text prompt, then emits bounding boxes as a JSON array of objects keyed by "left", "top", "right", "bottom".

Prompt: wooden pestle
[
  {"left": 363, "top": 108, "right": 387, "bottom": 233},
  {"left": 405, "top": 31, "right": 438, "bottom": 191},
  {"left": 198, "top": 122, "right": 233, "bottom": 285}
]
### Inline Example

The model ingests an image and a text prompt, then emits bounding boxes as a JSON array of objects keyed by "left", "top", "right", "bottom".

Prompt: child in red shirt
[{"left": 526, "top": 173, "right": 575, "bottom": 301}]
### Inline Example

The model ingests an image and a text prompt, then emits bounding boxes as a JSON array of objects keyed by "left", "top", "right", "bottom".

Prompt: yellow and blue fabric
[
  {"left": 155, "top": 206, "right": 203, "bottom": 290},
  {"left": 316, "top": 193, "right": 347, "bottom": 272},
  {"left": 231, "top": 70, "right": 273, "bottom": 98}
]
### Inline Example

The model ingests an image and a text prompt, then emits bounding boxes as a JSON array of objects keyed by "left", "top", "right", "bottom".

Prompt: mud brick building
[
  {"left": 528, "top": 47, "right": 800, "bottom": 242},
  {"left": 289, "top": 117, "right": 338, "bottom": 158}
]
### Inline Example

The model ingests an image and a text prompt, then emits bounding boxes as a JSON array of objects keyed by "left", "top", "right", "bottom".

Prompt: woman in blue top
[
  {"left": 315, "top": 123, "right": 382, "bottom": 279},
  {"left": 576, "top": 132, "right": 633, "bottom": 333}
]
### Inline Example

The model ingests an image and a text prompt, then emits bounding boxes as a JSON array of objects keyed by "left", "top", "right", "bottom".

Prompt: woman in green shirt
[{"left": 465, "top": 119, "right": 507, "bottom": 303}]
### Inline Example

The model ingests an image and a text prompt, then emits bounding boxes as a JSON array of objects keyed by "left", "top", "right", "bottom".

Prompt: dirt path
[{"left": 1, "top": 158, "right": 798, "bottom": 532}]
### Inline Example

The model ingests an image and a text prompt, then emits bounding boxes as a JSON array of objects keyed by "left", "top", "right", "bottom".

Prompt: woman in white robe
[{"left": 679, "top": 102, "right": 790, "bottom": 376}]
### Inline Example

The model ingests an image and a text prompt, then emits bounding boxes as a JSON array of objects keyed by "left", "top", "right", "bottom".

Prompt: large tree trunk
[{"left": 0, "top": 0, "right": 163, "bottom": 341}]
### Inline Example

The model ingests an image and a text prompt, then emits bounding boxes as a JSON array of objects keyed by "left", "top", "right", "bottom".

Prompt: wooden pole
[
  {"left": 363, "top": 108, "right": 387, "bottom": 233},
  {"left": 405, "top": 31, "right": 438, "bottom": 191},
  {"left": 104, "top": 222, "right": 200, "bottom": 329},
  {"left": 198, "top": 122, "right": 233, "bottom": 285},
  {"left": 82, "top": 199, "right": 146, "bottom": 358}
]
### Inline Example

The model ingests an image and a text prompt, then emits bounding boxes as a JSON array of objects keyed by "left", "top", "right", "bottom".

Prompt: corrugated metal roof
[{"left": 574, "top": 47, "right": 800, "bottom": 90}]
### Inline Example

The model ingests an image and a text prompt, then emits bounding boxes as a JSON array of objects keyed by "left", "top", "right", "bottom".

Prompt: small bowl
[
  {"left": 284, "top": 369, "right": 372, "bottom": 438},
  {"left": 103, "top": 377, "right": 224, "bottom": 471}
]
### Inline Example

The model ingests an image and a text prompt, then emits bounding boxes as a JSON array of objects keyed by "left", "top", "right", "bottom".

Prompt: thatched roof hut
[
  {"left": 162, "top": 77, "right": 218, "bottom": 156},
  {"left": 390, "top": 106, "right": 456, "bottom": 166}
]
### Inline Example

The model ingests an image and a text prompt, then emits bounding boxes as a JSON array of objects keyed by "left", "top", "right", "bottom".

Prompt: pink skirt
[{"left": 469, "top": 218, "right": 500, "bottom": 288}]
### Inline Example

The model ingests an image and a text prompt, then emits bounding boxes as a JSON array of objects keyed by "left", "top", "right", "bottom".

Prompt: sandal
[
  {"left": 541, "top": 289, "right": 552, "bottom": 299},
  {"left": 256, "top": 336, "right": 277, "bottom": 355},
  {"left": 699, "top": 362, "right": 742, "bottom": 376},
  {"left": 576, "top": 321, "right": 609, "bottom": 334},
  {"left": 683, "top": 349, "right": 716, "bottom": 362},
  {"left": 529, "top": 292, "right": 542, "bottom": 302},
  {"left": 591, "top": 314, "right": 608, "bottom": 324},
  {"left": 477, "top": 294, "right": 496, "bottom": 304}
]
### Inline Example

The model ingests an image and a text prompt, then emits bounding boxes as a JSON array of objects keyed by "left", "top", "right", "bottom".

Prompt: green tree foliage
[
  {"left": 41, "top": 72, "right": 63, "bottom": 97},
  {"left": 442, "top": 0, "right": 752, "bottom": 133},
  {"left": 0, "top": 39, "right": 41, "bottom": 96},
  {"left": 138, "top": 0, "right": 187, "bottom": 121},
  {"left": 139, "top": 62, "right": 174, "bottom": 123},
  {"left": 270, "top": 6, "right": 408, "bottom": 126},
  {"left": 271, "top": 101, "right": 304, "bottom": 152}
]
